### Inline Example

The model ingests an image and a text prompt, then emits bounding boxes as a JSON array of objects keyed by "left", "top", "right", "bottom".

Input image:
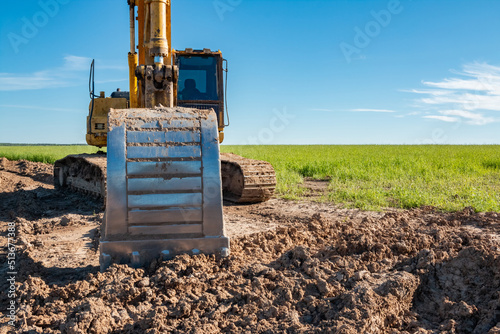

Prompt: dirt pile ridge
[{"left": 0, "top": 159, "right": 499, "bottom": 334}]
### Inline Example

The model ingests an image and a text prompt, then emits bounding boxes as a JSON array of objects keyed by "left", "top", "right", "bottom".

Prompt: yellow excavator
[{"left": 53, "top": 0, "right": 276, "bottom": 270}]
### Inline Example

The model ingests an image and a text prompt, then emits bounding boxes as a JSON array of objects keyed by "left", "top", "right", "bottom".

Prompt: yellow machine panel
[{"left": 86, "top": 96, "right": 128, "bottom": 147}]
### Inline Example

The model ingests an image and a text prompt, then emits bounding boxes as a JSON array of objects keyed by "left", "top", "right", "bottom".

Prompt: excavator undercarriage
[{"left": 54, "top": 152, "right": 276, "bottom": 204}]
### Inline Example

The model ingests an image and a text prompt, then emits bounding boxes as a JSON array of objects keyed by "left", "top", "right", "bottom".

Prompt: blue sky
[{"left": 1, "top": 0, "right": 500, "bottom": 144}]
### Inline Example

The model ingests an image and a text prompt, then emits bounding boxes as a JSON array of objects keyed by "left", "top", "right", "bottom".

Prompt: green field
[
  {"left": 0, "top": 145, "right": 103, "bottom": 164},
  {"left": 221, "top": 145, "right": 500, "bottom": 212},
  {"left": 1, "top": 145, "right": 499, "bottom": 212}
]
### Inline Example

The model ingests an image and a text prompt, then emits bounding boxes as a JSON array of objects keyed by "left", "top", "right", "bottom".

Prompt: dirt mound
[
  {"left": 12, "top": 211, "right": 500, "bottom": 333},
  {"left": 0, "top": 159, "right": 499, "bottom": 333},
  {"left": 410, "top": 247, "right": 500, "bottom": 333},
  {"left": 0, "top": 158, "right": 53, "bottom": 184}
]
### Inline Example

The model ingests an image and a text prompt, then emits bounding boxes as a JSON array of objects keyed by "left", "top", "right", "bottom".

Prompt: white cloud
[
  {"left": 0, "top": 104, "right": 80, "bottom": 113},
  {"left": 404, "top": 89, "right": 452, "bottom": 96},
  {"left": 61, "top": 55, "right": 91, "bottom": 71},
  {"left": 422, "top": 78, "right": 491, "bottom": 91},
  {"left": 350, "top": 108, "right": 396, "bottom": 113},
  {"left": 309, "top": 108, "right": 397, "bottom": 113},
  {"left": 0, "top": 55, "right": 126, "bottom": 91},
  {"left": 309, "top": 108, "right": 335, "bottom": 112},
  {"left": 410, "top": 62, "right": 500, "bottom": 125},
  {"left": 0, "top": 55, "right": 91, "bottom": 91},
  {"left": 424, "top": 115, "right": 460, "bottom": 123},
  {"left": 439, "top": 109, "right": 495, "bottom": 125},
  {"left": 406, "top": 62, "right": 500, "bottom": 125}
]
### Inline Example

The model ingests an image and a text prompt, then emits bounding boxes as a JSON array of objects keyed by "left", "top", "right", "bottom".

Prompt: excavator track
[
  {"left": 54, "top": 153, "right": 107, "bottom": 198},
  {"left": 55, "top": 153, "right": 276, "bottom": 204},
  {"left": 220, "top": 153, "right": 276, "bottom": 203},
  {"left": 54, "top": 153, "right": 277, "bottom": 204}
]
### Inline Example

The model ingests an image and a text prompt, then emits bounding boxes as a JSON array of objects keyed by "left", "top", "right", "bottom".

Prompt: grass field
[
  {"left": 221, "top": 145, "right": 500, "bottom": 212},
  {"left": 0, "top": 145, "right": 103, "bottom": 164},
  {"left": 1, "top": 145, "right": 499, "bottom": 212}
]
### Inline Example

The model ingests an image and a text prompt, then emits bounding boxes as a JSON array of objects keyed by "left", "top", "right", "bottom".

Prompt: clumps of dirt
[
  {"left": 13, "top": 208, "right": 500, "bottom": 334},
  {"left": 0, "top": 183, "right": 102, "bottom": 222},
  {"left": 16, "top": 214, "right": 96, "bottom": 236},
  {"left": 408, "top": 247, "right": 500, "bottom": 333},
  {"left": 8, "top": 212, "right": 102, "bottom": 282},
  {"left": 1, "top": 159, "right": 499, "bottom": 333},
  {"left": 0, "top": 161, "right": 103, "bottom": 324},
  {"left": 0, "top": 158, "right": 53, "bottom": 184}
]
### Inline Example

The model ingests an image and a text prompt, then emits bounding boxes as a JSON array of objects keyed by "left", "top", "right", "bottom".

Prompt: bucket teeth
[{"left": 100, "top": 107, "right": 229, "bottom": 270}]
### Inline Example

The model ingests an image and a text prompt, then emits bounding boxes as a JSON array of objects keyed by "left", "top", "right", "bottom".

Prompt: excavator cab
[
  {"left": 174, "top": 49, "right": 226, "bottom": 143},
  {"left": 85, "top": 49, "right": 227, "bottom": 147}
]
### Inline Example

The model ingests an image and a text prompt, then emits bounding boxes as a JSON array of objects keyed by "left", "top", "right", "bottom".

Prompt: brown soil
[
  {"left": 301, "top": 178, "right": 330, "bottom": 199},
  {"left": 0, "top": 159, "right": 499, "bottom": 334}
]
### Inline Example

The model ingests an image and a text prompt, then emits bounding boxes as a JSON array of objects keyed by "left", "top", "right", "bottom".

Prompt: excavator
[{"left": 53, "top": 0, "right": 276, "bottom": 270}]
